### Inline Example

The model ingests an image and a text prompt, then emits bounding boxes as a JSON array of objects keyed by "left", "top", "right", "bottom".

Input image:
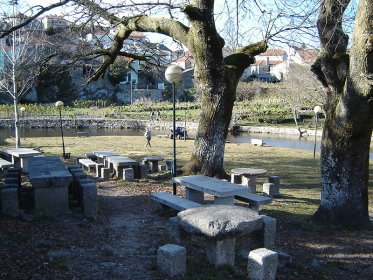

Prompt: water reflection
[{"left": 227, "top": 132, "right": 321, "bottom": 152}]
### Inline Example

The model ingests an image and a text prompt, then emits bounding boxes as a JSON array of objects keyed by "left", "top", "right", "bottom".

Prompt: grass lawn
[
  {"left": 8, "top": 134, "right": 371, "bottom": 217},
  {"left": 1, "top": 135, "right": 373, "bottom": 279}
]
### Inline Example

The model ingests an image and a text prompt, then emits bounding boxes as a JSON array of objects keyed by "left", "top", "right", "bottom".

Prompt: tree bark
[
  {"left": 180, "top": 1, "right": 267, "bottom": 177},
  {"left": 312, "top": 0, "right": 372, "bottom": 229}
]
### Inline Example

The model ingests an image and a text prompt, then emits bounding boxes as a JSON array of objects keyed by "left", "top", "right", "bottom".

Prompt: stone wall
[{"left": 0, "top": 117, "right": 198, "bottom": 131}]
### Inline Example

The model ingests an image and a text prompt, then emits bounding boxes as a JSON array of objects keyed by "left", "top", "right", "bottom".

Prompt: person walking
[
  {"left": 157, "top": 110, "right": 161, "bottom": 122},
  {"left": 144, "top": 127, "right": 152, "bottom": 147},
  {"left": 150, "top": 110, "right": 154, "bottom": 123}
]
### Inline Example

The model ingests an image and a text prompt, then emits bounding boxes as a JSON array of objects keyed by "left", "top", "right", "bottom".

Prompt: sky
[{"left": 11, "top": 0, "right": 358, "bottom": 50}]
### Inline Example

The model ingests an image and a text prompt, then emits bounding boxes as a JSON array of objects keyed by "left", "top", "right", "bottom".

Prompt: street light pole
[
  {"left": 165, "top": 65, "right": 183, "bottom": 195},
  {"left": 55, "top": 101, "right": 66, "bottom": 158},
  {"left": 313, "top": 105, "right": 321, "bottom": 158},
  {"left": 20, "top": 106, "right": 25, "bottom": 141}
]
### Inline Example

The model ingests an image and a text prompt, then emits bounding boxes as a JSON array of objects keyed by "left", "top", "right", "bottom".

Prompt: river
[{"left": 1, "top": 127, "right": 322, "bottom": 153}]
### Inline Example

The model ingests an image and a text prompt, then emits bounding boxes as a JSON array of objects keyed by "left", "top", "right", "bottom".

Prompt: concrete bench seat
[
  {"left": 150, "top": 192, "right": 201, "bottom": 211},
  {"left": 251, "top": 138, "right": 264, "bottom": 146},
  {"left": 78, "top": 158, "right": 97, "bottom": 173},
  {"left": 235, "top": 192, "right": 272, "bottom": 212},
  {"left": 0, "top": 158, "right": 14, "bottom": 171}
]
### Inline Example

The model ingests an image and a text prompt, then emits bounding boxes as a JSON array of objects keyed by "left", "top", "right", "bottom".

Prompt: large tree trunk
[
  {"left": 314, "top": 98, "right": 372, "bottom": 228},
  {"left": 312, "top": 0, "right": 372, "bottom": 229},
  {"left": 180, "top": 1, "right": 267, "bottom": 177}
]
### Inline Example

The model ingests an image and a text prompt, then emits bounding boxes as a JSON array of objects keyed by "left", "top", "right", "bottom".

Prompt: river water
[{"left": 1, "top": 127, "right": 322, "bottom": 152}]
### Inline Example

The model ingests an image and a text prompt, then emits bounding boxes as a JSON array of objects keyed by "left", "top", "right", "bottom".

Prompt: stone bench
[
  {"left": 251, "top": 139, "right": 264, "bottom": 146},
  {"left": 171, "top": 205, "right": 276, "bottom": 268},
  {"left": 78, "top": 158, "right": 97, "bottom": 173},
  {"left": 77, "top": 132, "right": 90, "bottom": 137},
  {"left": 235, "top": 193, "right": 272, "bottom": 212},
  {"left": 150, "top": 192, "right": 201, "bottom": 211},
  {"left": 0, "top": 158, "right": 14, "bottom": 171}
]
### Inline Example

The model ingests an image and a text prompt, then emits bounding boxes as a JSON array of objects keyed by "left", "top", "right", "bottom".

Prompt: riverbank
[{"left": 0, "top": 117, "right": 322, "bottom": 136}]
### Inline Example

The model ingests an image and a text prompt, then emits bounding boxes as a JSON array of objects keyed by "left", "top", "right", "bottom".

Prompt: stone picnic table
[
  {"left": 231, "top": 168, "right": 267, "bottom": 193},
  {"left": 172, "top": 204, "right": 276, "bottom": 267},
  {"left": 142, "top": 156, "right": 164, "bottom": 172},
  {"left": 6, "top": 148, "right": 42, "bottom": 173},
  {"left": 173, "top": 175, "right": 249, "bottom": 205},
  {"left": 105, "top": 156, "right": 139, "bottom": 178},
  {"left": 28, "top": 156, "right": 72, "bottom": 215},
  {"left": 92, "top": 151, "right": 119, "bottom": 165}
]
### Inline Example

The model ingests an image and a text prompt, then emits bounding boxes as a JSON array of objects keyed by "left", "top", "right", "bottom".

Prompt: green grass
[{"left": 3, "top": 135, "right": 371, "bottom": 219}]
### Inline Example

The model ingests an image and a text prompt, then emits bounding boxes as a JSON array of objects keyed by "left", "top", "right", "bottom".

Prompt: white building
[{"left": 41, "top": 15, "right": 69, "bottom": 30}]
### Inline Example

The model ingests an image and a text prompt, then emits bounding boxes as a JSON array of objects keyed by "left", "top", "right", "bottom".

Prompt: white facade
[{"left": 42, "top": 16, "right": 69, "bottom": 30}]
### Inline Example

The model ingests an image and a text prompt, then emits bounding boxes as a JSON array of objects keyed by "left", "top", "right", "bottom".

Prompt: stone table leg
[
  {"left": 214, "top": 196, "right": 235, "bottom": 205},
  {"left": 242, "top": 176, "right": 256, "bottom": 193},
  {"left": 206, "top": 238, "right": 236, "bottom": 267},
  {"left": 20, "top": 157, "right": 29, "bottom": 173},
  {"left": 149, "top": 161, "right": 159, "bottom": 172},
  {"left": 185, "top": 188, "right": 204, "bottom": 204},
  {"left": 34, "top": 184, "right": 71, "bottom": 215}
]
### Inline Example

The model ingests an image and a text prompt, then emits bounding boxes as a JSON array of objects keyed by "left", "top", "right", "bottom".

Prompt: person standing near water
[{"left": 157, "top": 110, "right": 161, "bottom": 121}]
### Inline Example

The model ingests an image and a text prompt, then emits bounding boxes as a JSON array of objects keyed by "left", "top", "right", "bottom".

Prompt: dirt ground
[{"left": 0, "top": 177, "right": 372, "bottom": 280}]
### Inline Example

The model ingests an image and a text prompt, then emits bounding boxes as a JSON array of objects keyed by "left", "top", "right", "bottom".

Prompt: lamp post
[
  {"left": 55, "top": 101, "right": 66, "bottom": 158},
  {"left": 20, "top": 106, "right": 25, "bottom": 140},
  {"left": 165, "top": 65, "right": 183, "bottom": 195},
  {"left": 130, "top": 80, "right": 133, "bottom": 105},
  {"left": 313, "top": 105, "right": 322, "bottom": 158}
]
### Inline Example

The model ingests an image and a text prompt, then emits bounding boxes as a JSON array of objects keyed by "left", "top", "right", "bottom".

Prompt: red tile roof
[
  {"left": 297, "top": 49, "right": 318, "bottom": 64},
  {"left": 258, "top": 49, "right": 286, "bottom": 56}
]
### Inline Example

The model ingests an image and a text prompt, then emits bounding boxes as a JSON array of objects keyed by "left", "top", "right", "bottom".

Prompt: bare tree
[
  {"left": 311, "top": 0, "right": 372, "bottom": 229},
  {"left": 0, "top": 0, "right": 320, "bottom": 176},
  {"left": 0, "top": 1, "right": 48, "bottom": 148}
]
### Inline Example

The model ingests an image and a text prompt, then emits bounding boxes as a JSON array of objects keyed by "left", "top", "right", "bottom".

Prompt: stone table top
[
  {"left": 106, "top": 156, "right": 138, "bottom": 166},
  {"left": 173, "top": 175, "right": 249, "bottom": 197},
  {"left": 93, "top": 151, "right": 119, "bottom": 158},
  {"left": 143, "top": 156, "right": 164, "bottom": 161},
  {"left": 28, "top": 156, "right": 72, "bottom": 187},
  {"left": 6, "top": 148, "right": 42, "bottom": 158},
  {"left": 177, "top": 205, "right": 263, "bottom": 239},
  {"left": 231, "top": 168, "right": 267, "bottom": 176}
]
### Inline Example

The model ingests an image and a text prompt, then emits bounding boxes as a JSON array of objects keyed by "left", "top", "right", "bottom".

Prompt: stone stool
[
  {"left": 268, "top": 176, "right": 282, "bottom": 197},
  {"left": 158, "top": 164, "right": 167, "bottom": 172},
  {"left": 165, "top": 160, "right": 172, "bottom": 171},
  {"left": 263, "top": 183, "right": 275, "bottom": 198},
  {"left": 96, "top": 163, "right": 104, "bottom": 178},
  {"left": 80, "top": 183, "right": 98, "bottom": 220},
  {"left": 101, "top": 168, "right": 110, "bottom": 181},
  {"left": 0, "top": 184, "right": 19, "bottom": 217},
  {"left": 247, "top": 248, "right": 278, "bottom": 280},
  {"left": 123, "top": 168, "right": 134, "bottom": 181},
  {"left": 157, "top": 244, "right": 186, "bottom": 278},
  {"left": 139, "top": 164, "right": 148, "bottom": 179}
]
